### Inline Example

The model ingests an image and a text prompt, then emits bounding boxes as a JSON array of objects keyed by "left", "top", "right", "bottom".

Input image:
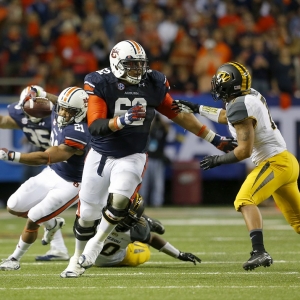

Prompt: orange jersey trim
[
  {"left": 86, "top": 94, "right": 108, "bottom": 126},
  {"left": 156, "top": 93, "right": 178, "bottom": 119},
  {"left": 65, "top": 139, "right": 85, "bottom": 150}
]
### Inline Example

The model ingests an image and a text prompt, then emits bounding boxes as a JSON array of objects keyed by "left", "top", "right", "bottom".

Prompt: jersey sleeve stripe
[
  {"left": 65, "top": 137, "right": 87, "bottom": 150},
  {"left": 84, "top": 82, "right": 95, "bottom": 94}
]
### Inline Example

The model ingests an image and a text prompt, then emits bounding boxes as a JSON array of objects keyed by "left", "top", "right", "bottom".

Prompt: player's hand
[
  {"left": 178, "top": 252, "right": 201, "bottom": 265},
  {"left": 171, "top": 100, "right": 200, "bottom": 114},
  {"left": 200, "top": 155, "right": 221, "bottom": 170},
  {"left": 211, "top": 134, "right": 238, "bottom": 153},
  {"left": 119, "top": 103, "right": 146, "bottom": 125},
  {"left": 0, "top": 148, "right": 16, "bottom": 161},
  {"left": 23, "top": 86, "right": 45, "bottom": 103}
]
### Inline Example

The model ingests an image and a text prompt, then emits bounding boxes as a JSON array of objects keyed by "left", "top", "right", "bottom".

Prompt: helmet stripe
[
  {"left": 62, "top": 86, "right": 80, "bottom": 103},
  {"left": 126, "top": 40, "right": 141, "bottom": 54},
  {"left": 229, "top": 62, "right": 250, "bottom": 91}
]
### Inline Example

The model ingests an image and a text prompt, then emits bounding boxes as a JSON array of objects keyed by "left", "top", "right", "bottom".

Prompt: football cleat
[
  {"left": 243, "top": 250, "right": 273, "bottom": 271},
  {"left": 144, "top": 214, "right": 165, "bottom": 235},
  {"left": 0, "top": 257, "right": 20, "bottom": 271},
  {"left": 78, "top": 254, "right": 94, "bottom": 269},
  {"left": 41, "top": 217, "right": 65, "bottom": 245},
  {"left": 60, "top": 256, "right": 85, "bottom": 278},
  {"left": 35, "top": 248, "right": 70, "bottom": 261}
]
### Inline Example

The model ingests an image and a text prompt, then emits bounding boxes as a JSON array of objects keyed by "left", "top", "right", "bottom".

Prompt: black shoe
[
  {"left": 243, "top": 250, "right": 273, "bottom": 271},
  {"left": 143, "top": 214, "right": 165, "bottom": 235}
]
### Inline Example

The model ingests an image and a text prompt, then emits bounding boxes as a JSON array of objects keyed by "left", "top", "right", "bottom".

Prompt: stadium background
[{"left": 0, "top": 0, "right": 300, "bottom": 206}]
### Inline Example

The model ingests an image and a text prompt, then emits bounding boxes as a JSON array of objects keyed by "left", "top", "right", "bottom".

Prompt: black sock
[{"left": 249, "top": 230, "right": 265, "bottom": 252}]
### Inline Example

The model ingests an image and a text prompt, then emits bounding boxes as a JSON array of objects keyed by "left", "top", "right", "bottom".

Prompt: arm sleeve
[{"left": 156, "top": 93, "right": 179, "bottom": 119}]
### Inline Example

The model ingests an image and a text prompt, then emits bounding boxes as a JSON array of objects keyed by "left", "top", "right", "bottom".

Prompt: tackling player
[
  {"left": 173, "top": 61, "right": 300, "bottom": 271},
  {"left": 61, "top": 194, "right": 201, "bottom": 278},
  {"left": 0, "top": 86, "right": 71, "bottom": 261},
  {"left": 62, "top": 39, "right": 237, "bottom": 276},
  {"left": 0, "top": 87, "right": 90, "bottom": 271}
]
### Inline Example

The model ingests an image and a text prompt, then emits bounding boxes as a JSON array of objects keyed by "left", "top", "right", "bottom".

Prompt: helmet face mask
[
  {"left": 56, "top": 87, "right": 88, "bottom": 128},
  {"left": 110, "top": 40, "right": 148, "bottom": 85},
  {"left": 211, "top": 62, "right": 252, "bottom": 103},
  {"left": 116, "top": 194, "right": 145, "bottom": 232}
]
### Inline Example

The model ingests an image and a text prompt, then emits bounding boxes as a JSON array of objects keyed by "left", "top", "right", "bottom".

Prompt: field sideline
[{"left": 0, "top": 206, "right": 300, "bottom": 300}]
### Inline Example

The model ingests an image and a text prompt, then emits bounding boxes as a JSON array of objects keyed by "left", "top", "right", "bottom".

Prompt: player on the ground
[
  {"left": 173, "top": 61, "right": 300, "bottom": 271},
  {"left": 0, "top": 86, "right": 90, "bottom": 271},
  {"left": 61, "top": 194, "right": 200, "bottom": 277},
  {"left": 61, "top": 40, "right": 237, "bottom": 277}
]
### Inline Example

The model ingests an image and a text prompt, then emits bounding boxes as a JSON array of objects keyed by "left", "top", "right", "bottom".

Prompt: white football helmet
[
  {"left": 18, "top": 85, "right": 45, "bottom": 123},
  {"left": 56, "top": 87, "right": 89, "bottom": 128},
  {"left": 109, "top": 40, "right": 148, "bottom": 84}
]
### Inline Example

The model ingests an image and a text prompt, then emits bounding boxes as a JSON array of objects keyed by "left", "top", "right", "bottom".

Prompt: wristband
[
  {"left": 216, "top": 151, "right": 239, "bottom": 165},
  {"left": 8, "top": 151, "right": 21, "bottom": 162},
  {"left": 199, "top": 105, "right": 222, "bottom": 123},
  {"left": 116, "top": 117, "right": 125, "bottom": 130},
  {"left": 203, "top": 130, "right": 216, "bottom": 143},
  {"left": 159, "top": 242, "right": 180, "bottom": 258}
]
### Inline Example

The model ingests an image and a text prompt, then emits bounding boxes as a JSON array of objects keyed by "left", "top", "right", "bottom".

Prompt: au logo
[{"left": 217, "top": 71, "right": 231, "bottom": 82}]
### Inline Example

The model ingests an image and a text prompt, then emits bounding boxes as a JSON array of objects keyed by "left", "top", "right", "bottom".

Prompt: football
[{"left": 23, "top": 97, "right": 53, "bottom": 118}]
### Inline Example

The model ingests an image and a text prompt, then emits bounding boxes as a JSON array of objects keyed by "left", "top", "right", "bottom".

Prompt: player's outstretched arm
[
  {"left": 0, "top": 144, "right": 79, "bottom": 165},
  {"left": 172, "top": 112, "right": 237, "bottom": 153},
  {"left": 148, "top": 233, "right": 201, "bottom": 265},
  {"left": 0, "top": 115, "right": 20, "bottom": 129},
  {"left": 27, "top": 86, "right": 58, "bottom": 104},
  {"left": 172, "top": 100, "right": 227, "bottom": 124}
]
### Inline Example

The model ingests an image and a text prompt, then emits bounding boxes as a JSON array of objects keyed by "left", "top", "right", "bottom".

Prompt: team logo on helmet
[
  {"left": 217, "top": 71, "right": 231, "bottom": 82},
  {"left": 111, "top": 48, "right": 119, "bottom": 58}
]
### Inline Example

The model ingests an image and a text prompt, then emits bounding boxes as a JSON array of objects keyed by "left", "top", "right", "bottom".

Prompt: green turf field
[{"left": 0, "top": 206, "right": 299, "bottom": 300}]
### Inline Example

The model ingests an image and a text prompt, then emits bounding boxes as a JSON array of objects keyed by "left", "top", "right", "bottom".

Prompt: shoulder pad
[
  {"left": 227, "top": 96, "right": 248, "bottom": 124},
  {"left": 147, "top": 69, "right": 167, "bottom": 85}
]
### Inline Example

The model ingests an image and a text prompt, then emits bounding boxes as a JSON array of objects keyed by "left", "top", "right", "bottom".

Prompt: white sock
[
  {"left": 50, "top": 229, "right": 68, "bottom": 253},
  {"left": 11, "top": 236, "right": 32, "bottom": 261}
]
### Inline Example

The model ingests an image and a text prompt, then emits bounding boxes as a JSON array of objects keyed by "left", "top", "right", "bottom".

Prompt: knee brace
[
  {"left": 73, "top": 215, "right": 100, "bottom": 241},
  {"left": 102, "top": 193, "right": 130, "bottom": 225}
]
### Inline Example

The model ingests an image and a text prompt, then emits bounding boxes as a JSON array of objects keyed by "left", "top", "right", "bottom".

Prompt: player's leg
[
  {"left": 0, "top": 168, "right": 52, "bottom": 270},
  {"left": 78, "top": 153, "right": 146, "bottom": 270}
]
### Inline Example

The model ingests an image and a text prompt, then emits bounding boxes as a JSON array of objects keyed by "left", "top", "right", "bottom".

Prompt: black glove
[
  {"left": 178, "top": 252, "right": 201, "bottom": 265},
  {"left": 200, "top": 155, "right": 221, "bottom": 171},
  {"left": 211, "top": 134, "right": 238, "bottom": 153},
  {"left": 171, "top": 100, "right": 200, "bottom": 114}
]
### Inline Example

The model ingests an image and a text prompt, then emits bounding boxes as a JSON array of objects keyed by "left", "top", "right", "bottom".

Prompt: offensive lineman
[
  {"left": 173, "top": 61, "right": 300, "bottom": 271},
  {"left": 62, "top": 40, "right": 237, "bottom": 276}
]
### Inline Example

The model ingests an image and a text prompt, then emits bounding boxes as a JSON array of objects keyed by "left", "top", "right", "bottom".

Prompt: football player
[
  {"left": 0, "top": 85, "right": 72, "bottom": 261},
  {"left": 61, "top": 194, "right": 201, "bottom": 278},
  {"left": 0, "top": 87, "right": 90, "bottom": 271},
  {"left": 62, "top": 39, "right": 237, "bottom": 276},
  {"left": 173, "top": 61, "right": 300, "bottom": 271}
]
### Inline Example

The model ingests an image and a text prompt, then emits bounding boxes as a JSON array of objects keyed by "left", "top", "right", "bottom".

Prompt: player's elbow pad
[{"left": 89, "top": 119, "right": 113, "bottom": 136}]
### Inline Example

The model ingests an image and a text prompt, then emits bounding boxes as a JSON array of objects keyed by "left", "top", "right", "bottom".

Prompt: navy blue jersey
[
  {"left": 49, "top": 110, "right": 90, "bottom": 182},
  {"left": 84, "top": 68, "right": 170, "bottom": 158},
  {"left": 8, "top": 102, "right": 52, "bottom": 150}
]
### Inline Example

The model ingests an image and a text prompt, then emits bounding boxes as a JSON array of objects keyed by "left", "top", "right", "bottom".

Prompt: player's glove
[
  {"left": 118, "top": 103, "right": 146, "bottom": 126},
  {"left": 171, "top": 100, "right": 199, "bottom": 114},
  {"left": 178, "top": 252, "right": 201, "bottom": 265},
  {"left": 0, "top": 148, "right": 20, "bottom": 162},
  {"left": 200, "top": 155, "right": 221, "bottom": 171},
  {"left": 23, "top": 86, "right": 46, "bottom": 103},
  {"left": 211, "top": 134, "right": 237, "bottom": 153}
]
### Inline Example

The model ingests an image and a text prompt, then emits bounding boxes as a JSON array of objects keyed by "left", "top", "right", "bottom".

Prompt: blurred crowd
[{"left": 0, "top": 0, "right": 300, "bottom": 99}]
